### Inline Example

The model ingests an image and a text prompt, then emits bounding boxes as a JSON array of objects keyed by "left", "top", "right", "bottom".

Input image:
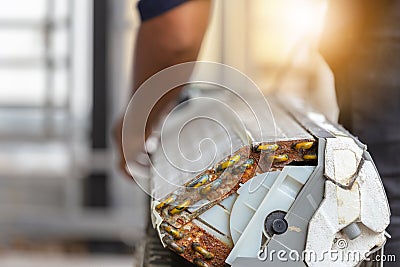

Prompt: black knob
[
  {"left": 272, "top": 218, "right": 288, "bottom": 234},
  {"left": 264, "top": 210, "right": 288, "bottom": 236}
]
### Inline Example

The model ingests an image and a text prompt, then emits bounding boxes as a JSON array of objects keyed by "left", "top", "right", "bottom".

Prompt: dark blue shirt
[{"left": 138, "top": 0, "right": 189, "bottom": 21}]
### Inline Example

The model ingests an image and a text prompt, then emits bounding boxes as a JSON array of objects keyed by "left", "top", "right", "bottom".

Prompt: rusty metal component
[
  {"left": 169, "top": 198, "right": 192, "bottom": 215},
  {"left": 242, "top": 158, "right": 254, "bottom": 168},
  {"left": 192, "top": 242, "right": 214, "bottom": 259},
  {"left": 158, "top": 147, "right": 255, "bottom": 228},
  {"left": 148, "top": 95, "right": 389, "bottom": 267},
  {"left": 161, "top": 222, "right": 183, "bottom": 240},
  {"left": 187, "top": 174, "right": 210, "bottom": 188},
  {"left": 295, "top": 141, "right": 314, "bottom": 150},
  {"left": 303, "top": 154, "right": 317, "bottom": 160},
  {"left": 272, "top": 154, "right": 289, "bottom": 162},
  {"left": 166, "top": 222, "right": 232, "bottom": 266},
  {"left": 154, "top": 139, "right": 320, "bottom": 265},
  {"left": 200, "top": 178, "right": 223, "bottom": 195},
  {"left": 156, "top": 195, "right": 177, "bottom": 210},
  {"left": 157, "top": 141, "right": 319, "bottom": 229},
  {"left": 231, "top": 158, "right": 254, "bottom": 175},
  {"left": 253, "top": 140, "right": 317, "bottom": 170},
  {"left": 254, "top": 143, "right": 279, "bottom": 152},
  {"left": 216, "top": 154, "right": 241, "bottom": 172},
  {"left": 151, "top": 97, "right": 324, "bottom": 266},
  {"left": 163, "top": 236, "right": 185, "bottom": 254}
]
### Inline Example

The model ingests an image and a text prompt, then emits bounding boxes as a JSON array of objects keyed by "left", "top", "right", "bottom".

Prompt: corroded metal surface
[
  {"left": 153, "top": 139, "right": 318, "bottom": 266},
  {"left": 147, "top": 94, "right": 389, "bottom": 267},
  {"left": 149, "top": 93, "right": 320, "bottom": 266}
]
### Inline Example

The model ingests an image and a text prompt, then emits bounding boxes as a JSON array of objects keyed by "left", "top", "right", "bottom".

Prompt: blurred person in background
[
  {"left": 116, "top": 0, "right": 400, "bottom": 264},
  {"left": 114, "top": 0, "right": 210, "bottom": 177}
]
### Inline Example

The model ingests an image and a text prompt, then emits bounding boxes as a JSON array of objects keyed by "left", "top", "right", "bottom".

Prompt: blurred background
[{"left": 0, "top": 0, "right": 336, "bottom": 266}]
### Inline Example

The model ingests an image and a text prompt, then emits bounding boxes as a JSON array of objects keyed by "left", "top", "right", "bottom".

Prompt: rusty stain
[{"left": 288, "top": 226, "right": 301, "bottom": 233}]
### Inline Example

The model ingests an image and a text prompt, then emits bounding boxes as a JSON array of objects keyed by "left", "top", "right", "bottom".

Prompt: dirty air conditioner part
[{"left": 146, "top": 92, "right": 390, "bottom": 267}]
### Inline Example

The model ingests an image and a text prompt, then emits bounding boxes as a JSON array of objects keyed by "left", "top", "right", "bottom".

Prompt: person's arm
[
  {"left": 134, "top": 0, "right": 211, "bottom": 138},
  {"left": 116, "top": 0, "right": 211, "bottom": 177}
]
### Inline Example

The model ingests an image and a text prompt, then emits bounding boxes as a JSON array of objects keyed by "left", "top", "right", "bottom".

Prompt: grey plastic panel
[{"left": 232, "top": 138, "right": 326, "bottom": 267}]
